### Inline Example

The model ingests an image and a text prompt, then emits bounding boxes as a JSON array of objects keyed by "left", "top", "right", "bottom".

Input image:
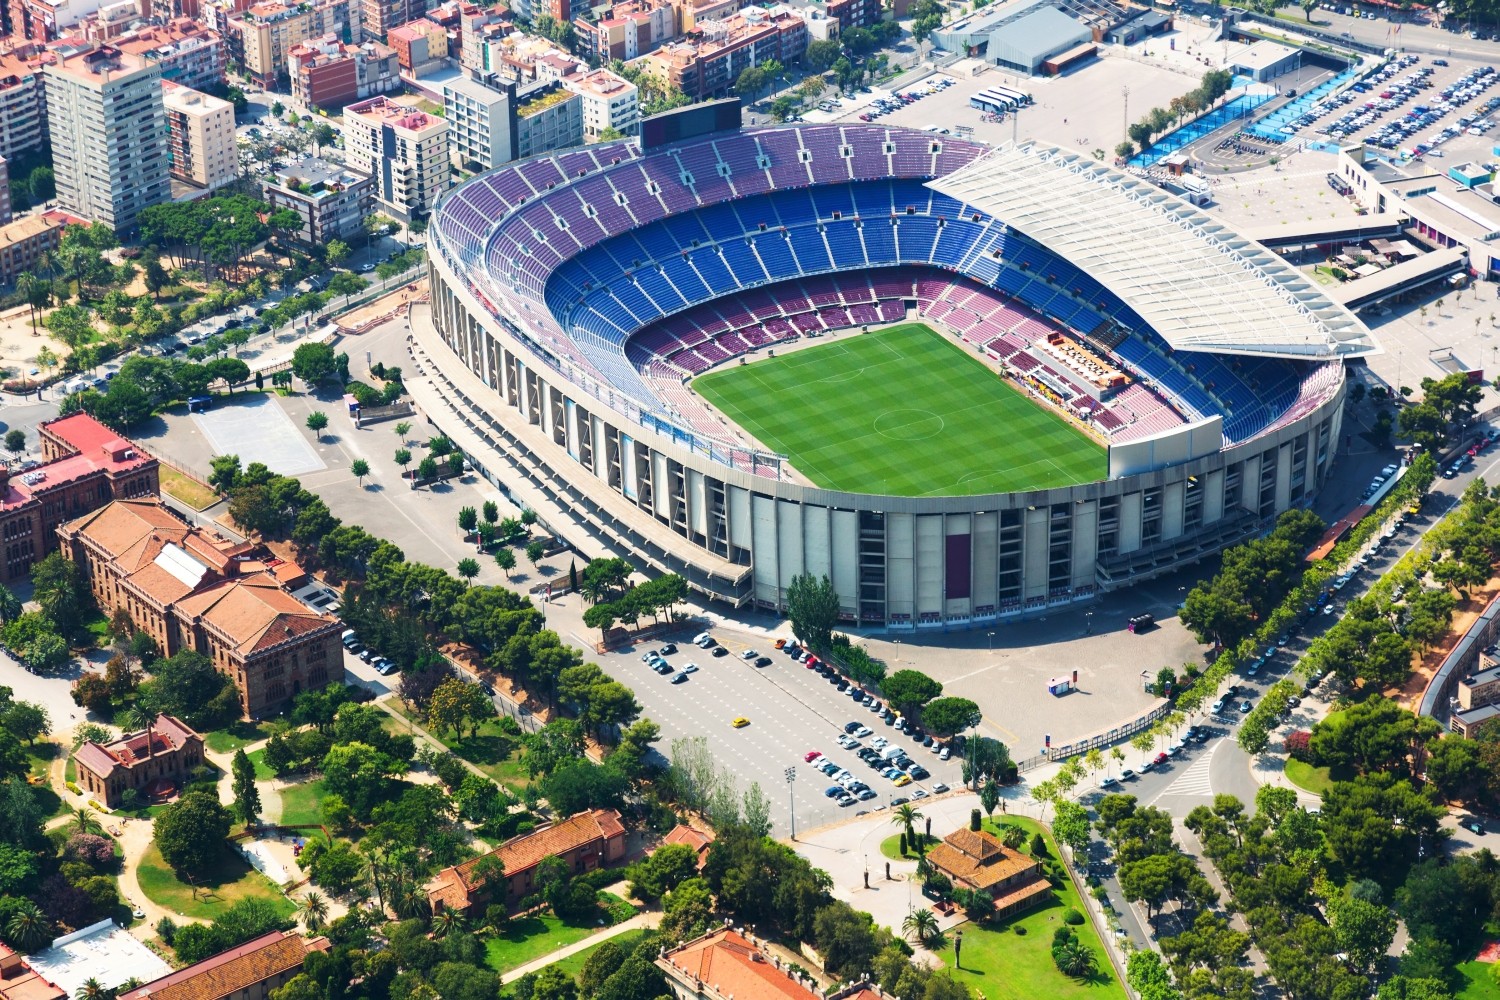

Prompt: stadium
[{"left": 419, "top": 120, "right": 1378, "bottom": 627}]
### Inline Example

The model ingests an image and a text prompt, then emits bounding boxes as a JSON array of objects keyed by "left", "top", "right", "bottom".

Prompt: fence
[
  {"left": 1129, "top": 92, "right": 1274, "bottom": 168},
  {"left": 1014, "top": 701, "right": 1172, "bottom": 772}
]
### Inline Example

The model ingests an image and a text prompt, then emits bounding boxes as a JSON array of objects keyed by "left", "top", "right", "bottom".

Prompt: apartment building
[
  {"left": 162, "top": 80, "right": 237, "bottom": 190},
  {"left": 515, "top": 78, "right": 580, "bottom": 157},
  {"left": 11, "top": 0, "right": 109, "bottom": 42},
  {"left": 0, "top": 211, "right": 79, "bottom": 285},
  {"left": 226, "top": 0, "right": 358, "bottom": 88},
  {"left": 288, "top": 34, "right": 400, "bottom": 108},
  {"left": 45, "top": 46, "right": 169, "bottom": 233},
  {"left": 632, "top": 7, "right": 805, "bottom": 100},
  {"left": 261, "top": 157, "right": 372, "bottom": 246},
  {"left": 458, "top": 2, "right": 510, "bottom": 73},
  {"left": 564, "top": 66, "right": 637, "bottom": 140},
  {"left": 442, "top": 71, "right": 581, "bottom": 170},
  {"left": 387, "top": 18, "right": 449, "bottom": 74},
  {"left": 60, "top": 498, "right": 345, "bottom": 719},
  {"left": 114, "top": 18, "right": 226, "bottom": 91},
  {"left": 344, "top": 94, "right": 447, "bottom": 220},
  {"left": 0, "top": 44, "right": 55, "bottom": 162},
  {"left": 573, "top": 0, "right": 676, "bottom": 63}
]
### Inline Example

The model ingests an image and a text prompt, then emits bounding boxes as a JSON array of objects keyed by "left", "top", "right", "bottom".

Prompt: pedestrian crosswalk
[{"left": 1156, "top": 753, "right": 1215, "bottom": 799}]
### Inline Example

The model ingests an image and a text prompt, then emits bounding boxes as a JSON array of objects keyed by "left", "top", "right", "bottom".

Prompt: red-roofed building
[
  {"left": 73, "top": 713, "right": 204, "bottom": 807},
  {"left": 59, "top": 497, "right": 343, "bottom": 719},
  {"left": 656, "top": 929, "right": 829, "bottom": 1000},
  {"left": 426, "top": 808, "right": 627, "bottom": 914},
  {"left": 0, "top": 414, "right": 157, "bottom": 584},
  {"left": 661, "top": 823, "right": 713, "bottom": 868},
  {"left": 0, "top": 942, "right": 65, "bottom": 1000},
  {"left": 117, "top": 931, "right": 329, "bottom": 1000}
]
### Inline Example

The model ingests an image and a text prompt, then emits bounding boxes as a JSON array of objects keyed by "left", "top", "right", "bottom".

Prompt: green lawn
[
  {"left": 26, "top": 742, "right": 64, "bottom": 817},
  {"left": 245, "top": 748, "right": 276, "bottom": 782},
  {"left": 1457, "top": 960, "right": 1500, "bottom": 999},
  {"left": 483, "top": 894, "right": 638, "bottom": 973},
  {"left": 387, "top": 702, "right": 531, "bottom": 791},
  {"left": 547, "top": 928, "right": 652, "bottom": 981},
  {"left": 136, "top": 842, "right": 297, "bottom": 922},
  {"left": 277, "top": 778, "right": 328, "bottom": 827},
  {"left": 693, "top": 324, "right": 1106, "bottom": 496},
  {"left": 204, "top": 721, "right": 273, "bottom": 754},
  {"left": 922, "top": 817, "right": 1126, "bottom": 1000},
  {"left": 1284, "top": 758, "right": 1345, "bottom": 797},
  {"left": 880, "top": 831, "right": 938, "bottom": 861}
]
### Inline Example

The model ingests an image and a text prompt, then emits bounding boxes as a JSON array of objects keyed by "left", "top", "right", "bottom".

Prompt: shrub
[
  {"left": 63, "top": 833, "right": 114, "bottom": 867},
  {"left": 1062, "top": 907, "right": 1084, "bottom": 925},
  {"left": 1053, "top": 926, "right": 1074, "bottom": 946},
  {"left": 1285, "top": 730, "right": 1312, "bottom": 760},
  {"left": 1014, "top": 924, "right": 1027, "bottom": 935},
  {"left": 1030, "top": 832, "right": 1048, "bottom": 857}
]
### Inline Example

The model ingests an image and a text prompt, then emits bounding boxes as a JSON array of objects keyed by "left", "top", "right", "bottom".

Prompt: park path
[{"left": 498, "top": 910, "right": 662, "bottom": 985}]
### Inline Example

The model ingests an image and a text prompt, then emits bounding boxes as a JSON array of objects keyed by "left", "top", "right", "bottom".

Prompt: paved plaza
[{"left": 192, "top": 393, "right": 327, "bottom": 476}]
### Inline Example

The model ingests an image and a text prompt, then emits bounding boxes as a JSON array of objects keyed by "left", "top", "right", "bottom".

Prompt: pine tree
[{"left": 230, "top": 749, "right": 261, "bottom": 827}]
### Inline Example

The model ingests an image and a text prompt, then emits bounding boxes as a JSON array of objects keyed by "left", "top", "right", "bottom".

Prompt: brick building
[
  {"left": 117, "top": 932, "right": 330, "bottom": 1000},
  {"left": 0, "top": 413, "right": 158, "bottom": 585},
  {"left": 387, "top": 18, "right": 449, "bottom": 74},
  {"left": 288, "top": 34, "right": 400, "bottom": 108},
  {"left": 115, "top": 19, "right": 227, "bottom": 91},
  {"left": 656, "top": 929, "right": 880, "bottom": 1000},
  {"left": 58, "top": 498, "right": 344, "bottom": 719},
  {"left": 573, "top": 0, "right": 676, "bottom": 63},
  {"left": 427, "top": 809, "right": 626, "bottom": 913},
  {"left": 72, "top": 713, "right": 204, "bottom": 807},
  {"left": 0, "top": 210, "right": 86, "bottom": 287}
]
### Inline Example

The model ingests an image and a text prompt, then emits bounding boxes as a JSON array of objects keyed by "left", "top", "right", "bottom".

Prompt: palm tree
[
  {"left": 395, "top": 885, "right": 429, "bottom": 920},
  {"left": 300, "top": 891, "right": 329, "bottom": 932},
  {"left": 75, "top": 979, "right": 108, "bottom": 1000},
  {"left": 902, "top": 908, "right": 941, "bottom": 946},
  {"left": 118, "top": 706, "right": 153, "bottom": 735},
  {"left": 1000, "top": 824, "right": 1027, "bottom": 850},
  {"left": 69, "top": 806, "right": 102, "bottom": 835},
  {"left": 431, "top": 908, "right": 466, "bottom": 939},
  {"left": 17, "top": 273, "right": 49, "bottom": 337},
  {"left": 1053, "top": 939, "right": 1098, "bottom": 979},
  {"left": 5, "top": 901, "right": 50, "bottom": 951},
  {"left": 892, "top": 803, "right": 923, "bottom": 850}
]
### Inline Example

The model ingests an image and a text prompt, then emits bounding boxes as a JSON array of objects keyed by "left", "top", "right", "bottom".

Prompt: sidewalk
[{"left": 498, "top": 910, "right": 661, "bottom": 984}]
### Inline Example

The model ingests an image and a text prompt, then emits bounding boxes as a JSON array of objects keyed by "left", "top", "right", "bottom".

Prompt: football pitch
[{"left": 693, "top": 324, "right": 1107, "bottom": 497}]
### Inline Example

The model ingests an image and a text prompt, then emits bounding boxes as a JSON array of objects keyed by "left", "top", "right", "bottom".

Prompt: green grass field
[{"left": 694, "top": 325, "right": 1106, "bottom": 496}]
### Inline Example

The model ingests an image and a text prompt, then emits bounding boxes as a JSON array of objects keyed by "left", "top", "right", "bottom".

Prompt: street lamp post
[
  {"left": 1085, "top": 611, "right": 1094, "bottom": 635},
  {"left": 987, "top": 631, "right": 995, "bottom": 651},
  {"left": 785, "top": 766, "right": 797, "bottom": 840}
]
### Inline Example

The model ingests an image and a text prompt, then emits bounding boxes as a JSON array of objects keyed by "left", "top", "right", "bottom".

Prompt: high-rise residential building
[
  {"left": 442, "top": 71, "right": 581, "bottom": 171},
  {"left": 226, "top": 0, "right": 358, "bottom": 88},
  {"left": 261, "top": 157, "right": 372, "bottom": 247},
  {"left": 114, "top": 19, "right": 227, "bottom": 91},
  {"left": 458, "top": 2, "right": 508, "bottom": 73},
  {"left": 344, "top": 95, "right": 448, "bottom": 221},
  {"left": 162, "top": 80, "right": 237, "bottom": 190},
  {"left": 0, "top": 45, "right": 52, "bottom": 163},
  {"left": 564, "top": 66, "right": 637, "bottom": 140},
  {"left": 45, "top": 46, "right": 169, "bottom": 233},
  {"left": 288, "top": 34, "right": 401, "bottom": 108}
]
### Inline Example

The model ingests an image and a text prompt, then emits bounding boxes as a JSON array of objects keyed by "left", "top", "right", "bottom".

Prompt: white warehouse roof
[{"left": 929, "top": 142, "right": 1380, "bottom": 360}]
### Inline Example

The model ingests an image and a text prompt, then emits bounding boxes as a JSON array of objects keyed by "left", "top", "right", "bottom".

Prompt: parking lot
[{"left": 607, "top": 623, "right": 968, "bottom": 836}]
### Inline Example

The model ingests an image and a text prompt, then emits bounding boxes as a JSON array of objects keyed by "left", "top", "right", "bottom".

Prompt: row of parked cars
[
  {"left": 855, "top": 77, "right": 954, "bottom": 123},
  {"left": 805, "top": 727, "right": 947, "bottom": 807},
  {"left": 342, "top": 629, "right": 397, "bottom": 675}
]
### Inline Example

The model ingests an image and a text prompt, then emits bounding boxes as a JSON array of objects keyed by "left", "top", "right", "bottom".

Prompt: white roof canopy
[{"left": 929, "top": 142, "right": 1380, "bottom": 360}]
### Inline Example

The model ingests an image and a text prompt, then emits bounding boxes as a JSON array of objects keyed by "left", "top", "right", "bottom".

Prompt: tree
[
  {"left": 299, "top": 891, "right": 328, "bottom": 932},
  {"left": 394, "top": 421, "right": 413, "bottom": 445},
  {"left": 881, "top": 669, "right": 943, "bottom": 719},
  {"left": 350, "top": 459, "right": 370, "bottom": 487},
  {"left": 1329, "top": 893, "right": 1397, "bottom": 973},
  {"left": 153, "top": 789, "right": 232, "bottom": 876},
  {"left": 427, "top": 677, "right": 491, "bottom": 737},
  {"left": 526, "top": 539, "right": 545, "bottom": 566},
  {"left": 892, "top": 802, "right": 924, "bottom": 847},
  {"left": 495, "top": 548, "right": 516, "bottom": 579},
  {"left": 31, "top": 554, "right": 86, "bottom": 629},
  {"left": 417, "top": 456, "right": 438, "bottom": 483},
  {"left": 902, "top": 908, "right": 941, "bottom": 945},
  {"left": 456, "top": 558, "right": 480, "bottom": 587},
  {"left": 786, "top": 573, "right": 840, "bottom": 653},
  {"left": 394, "top": 448, "right": 412, "bottom": 476},
  {"left": 230, "top": 749, "right": 261, "bottom": 827},
  {"left": 3, "top": 431, "right": 24, "bottom": 460},
  {"left": 209, "top": 454, "right": 241, "bottom": 494},
  {"left": 735, "top": 65, "right": 768, "bottom": 101},
  {"left": 804, "top": 38, "right": 842, "bottom": 72},
  {"left": 922, "top": 697, "right": 980, "bottom": 736},
  {"left": 291, "top": 342, "right": 338, "bottom": 386},
  {"left": 305, "top": 411, "right": 329, "bottom": 442}
]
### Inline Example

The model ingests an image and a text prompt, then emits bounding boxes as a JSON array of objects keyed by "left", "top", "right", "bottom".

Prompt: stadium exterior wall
[{"left": 423, "top": 251, "right": 1348, "bottom": 629}]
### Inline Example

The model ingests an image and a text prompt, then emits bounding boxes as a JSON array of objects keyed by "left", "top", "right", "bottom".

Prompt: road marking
[{"left": 1149, "top": 741, "right": 1221, "bottom": 805}]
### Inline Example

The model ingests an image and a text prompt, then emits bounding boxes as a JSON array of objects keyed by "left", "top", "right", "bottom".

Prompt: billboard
[{"left": 642, "top": 98, "right": 743, "bottom": 150}]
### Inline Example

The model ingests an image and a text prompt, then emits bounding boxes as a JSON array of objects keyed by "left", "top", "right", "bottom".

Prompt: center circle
[{"left": 874, "top": 408, "right": 945, "bottom": 441}]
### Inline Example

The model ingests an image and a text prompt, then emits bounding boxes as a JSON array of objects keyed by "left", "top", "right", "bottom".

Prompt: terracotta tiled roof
[
  {"left": 662, "top": 824, "right": 713, "bottom": 867},
  {"left": 117, "top": 932, "right": 328, "bottom": 1000},
  {"left": 659, "top": 930, "right": 819, "bottom": 1000},
  {"left": 73, "top": 714, "right": 201, "bottom": 781},
  {"left": 175, "top": 574, "right": 336, "bottom": 654},
  {"left": 926, "top": 828, "right": 1039, "bottom": 892},
  {"left": 63, "top": 499, "right": 188, "bottom": 563},
  {"left": 988, "top": 876, "right": 1054, "bottom": 914},
  {"left": 0, "top": 942, "right": 66, "bottom": 1000},
  {"left": 453, "top": 809, "right": 623, "bottom": 890}
]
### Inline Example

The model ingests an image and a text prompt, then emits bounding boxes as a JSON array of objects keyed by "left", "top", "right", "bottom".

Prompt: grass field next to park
[
  {"left": 694, "top": 324, "right": 1106, "bottom": 496},
  {"left": 137, "top": 842, "right": 297, "bottom": 922}
]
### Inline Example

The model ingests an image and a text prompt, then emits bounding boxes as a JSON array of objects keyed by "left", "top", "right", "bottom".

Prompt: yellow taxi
[
  {"left": 732, "top": 717, "right": 750, "bottom": 728},
  {"left": 893, "top": 774, "right": 912, "bottom": 787}
]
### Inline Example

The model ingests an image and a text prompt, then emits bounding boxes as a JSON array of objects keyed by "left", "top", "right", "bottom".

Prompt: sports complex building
[{"left": 420, "top": 122, "right": 1379, "bottom": 628}]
